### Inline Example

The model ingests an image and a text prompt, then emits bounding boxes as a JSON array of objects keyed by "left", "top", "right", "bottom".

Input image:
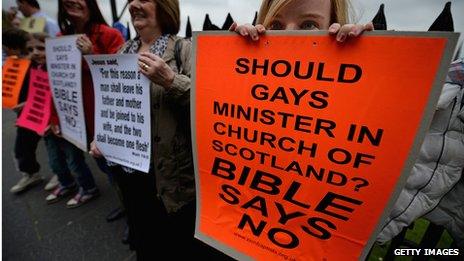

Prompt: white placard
[
  {"left": 46, "top": 35, "right": 87, "bottom": 151},
  {"left": 84, "top": 54, "right": 151, "bottom": 173}
]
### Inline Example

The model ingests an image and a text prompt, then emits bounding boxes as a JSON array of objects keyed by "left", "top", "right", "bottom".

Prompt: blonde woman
[{"left": 230, "top": 0, "right": 373, "bottom": 41}]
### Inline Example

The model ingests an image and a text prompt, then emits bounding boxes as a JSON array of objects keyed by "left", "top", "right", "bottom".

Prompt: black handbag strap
[{"left": 174, "top": 39, "right": 182, "bottom": 73}]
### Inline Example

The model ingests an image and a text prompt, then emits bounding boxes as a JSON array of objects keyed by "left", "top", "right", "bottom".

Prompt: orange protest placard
[
  {"left": 2, "top": 57, "right": 31, "bottom": 109},
  {"left": 192, "top": 31, "right": 458, "bottom": 260}
]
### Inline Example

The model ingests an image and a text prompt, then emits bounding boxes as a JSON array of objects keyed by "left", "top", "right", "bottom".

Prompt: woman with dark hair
[
  {"left": 57, "top": 0, "right": 107, "bottom": 34},
  {"left": 47, "top": 0, "right": 124, "bottom": 207},
  {"left": 56, "top": 0, "right": 124, "bottom": 143}
]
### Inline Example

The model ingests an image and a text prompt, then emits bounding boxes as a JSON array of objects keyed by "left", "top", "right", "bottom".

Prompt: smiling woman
[
  {"left": 58, "top": 0, "right": 102, "bottom": 34},
  {"left": 88, "top": 0, "right": 232, "bottom": 259},
  {"left": 43, "top": 0, "right": 125, "bottom": 208},
  {"left": 128, "top": 0, "right": 159, "bottom": 35},
  {"left": 55, "top": 0, "right": 124, "bottom": 141}
]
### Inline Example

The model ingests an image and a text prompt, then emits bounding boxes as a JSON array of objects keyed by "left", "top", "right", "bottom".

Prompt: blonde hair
[{"left": 257, "top": 0, "right": 352, "bottom": 28}]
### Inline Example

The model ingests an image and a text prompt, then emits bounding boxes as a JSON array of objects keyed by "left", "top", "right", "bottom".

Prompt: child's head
[
  {"left": 2, "top": 28, "right": 31, "bottom": 57},
  {"left": 27, "top": 32, "right": 49, "bottom": 65},
  {"left": 258, "top": 0, "right": 352, "bottom": 30}
]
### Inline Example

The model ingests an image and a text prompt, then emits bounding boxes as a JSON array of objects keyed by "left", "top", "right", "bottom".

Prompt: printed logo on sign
[{"left": 394, "top": 249, "right": 460, "bottom": 256}]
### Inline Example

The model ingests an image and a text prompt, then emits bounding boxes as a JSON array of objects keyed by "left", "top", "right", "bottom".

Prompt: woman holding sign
[
  {"left": 89, "top": 0, "right": 225, "bottom": 259},
  {"left": 230, "top": 0, "right": 374, "bottom": 41},
  {"left": 46, "top": 0, "right": 124, "bottom": 207}
]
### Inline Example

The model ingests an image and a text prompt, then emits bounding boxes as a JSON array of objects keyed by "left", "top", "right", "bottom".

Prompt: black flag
[
  {"left": 428, "top": 2, "right": 454, "bottom": 32},
  {"left": 222, "top": 13, "right": 234, "bottom": 30},
  {"left": 372, "top": 4, "right": 387, "bottom": 30},
  {"left": 186, "top": 16, "right": 192, "bottom": 38},
  {"left": 203, "top": 14, "right": 220, "bottom": 31}
]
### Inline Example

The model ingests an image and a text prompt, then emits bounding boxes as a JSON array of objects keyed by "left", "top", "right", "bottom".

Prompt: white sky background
[{"left": 2, "top": 0, "right": 463, "bottom": 55}]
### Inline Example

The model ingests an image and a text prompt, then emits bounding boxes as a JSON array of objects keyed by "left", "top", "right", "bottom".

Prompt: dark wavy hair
[
  {"left": 18, "top": 0, "right": 40, "bottom": 9},
  {"left": 58, "top": 0, "right": 108, "bottom": 35},
  {"left": 2, "top": 28, "right": 30, "bottom": 51}
]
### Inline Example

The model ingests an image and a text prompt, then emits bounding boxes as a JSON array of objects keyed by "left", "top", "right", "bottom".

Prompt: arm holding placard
[
  {"left": 48, "top": 104, "right": 62, "bottom": 137},
  {"left": 88, "top": 140, "right": 102, "bottom": 158},
  {"left": 138, "top": 38, "right": 192, "bottom": 106},
  {"left": 76, "top": 35, "right": 93, "bottom": 55},
  {"left": 229, "top": 22, "right": 373, "bottom": 42},
  {"left": 50, "top": 124, "right": 62, "bottom": 137},
  {"left": 90, "top": 39, "right": 192, "bottom": 159},
  {"left": 12, "top": 102, "right": 25, "bottom": 114},
  {"left": 138, "top": 52, "right": 175, "bottom": 88}
]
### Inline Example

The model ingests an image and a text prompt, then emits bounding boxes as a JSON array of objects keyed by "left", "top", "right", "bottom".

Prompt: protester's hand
[
  {"left": 51, "top": 124, "right": 62, "bottom": 137},
  {"left": 138, "top": 52, "right": 175, "bottom": 89},
  {"left": 89, "top": 140, "right": 103, "bottom": 158},
  {"left": 76, "top": 35, "right": 93, "bottom": 54},
  {"left": 328, "top": 22, "right": 374, "bottom": 42},
  {"left": 229, "top": 22, "right": 266, "bottom": 41},
  {"left": 12, "top": 102, "right": 25, "bottom": 113},
  {"left": 43, "top": 124, "right": 52, "bottom": 136}
]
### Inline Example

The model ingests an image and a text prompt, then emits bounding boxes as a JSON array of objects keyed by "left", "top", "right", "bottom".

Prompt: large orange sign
[
  {"left": 192, "top": 32, "right": 458, "bottom": 260},
  {"left": 2, "top": 57, "right": 31, "bottom": 109}
]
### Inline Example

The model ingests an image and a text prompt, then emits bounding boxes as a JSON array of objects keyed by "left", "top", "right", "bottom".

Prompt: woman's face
[
  {"left": 128, "top": 0, "right": 158, "bottom": 32},
  {"left": 62, "top": 0, "right": 90, "bottom": 22},
  {"left": 27, "top": 38, "right": 46, "bottom": 65},
  {"left": 268, "top": 0, "right": 331, "bottom": 30}
]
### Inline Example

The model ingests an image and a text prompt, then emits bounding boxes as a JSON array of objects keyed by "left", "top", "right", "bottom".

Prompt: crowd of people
[{"left": 3, "top": 0, "right": 463, "bottom": 260}]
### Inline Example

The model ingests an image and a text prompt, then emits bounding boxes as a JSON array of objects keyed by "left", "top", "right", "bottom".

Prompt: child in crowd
[
  {"left": 7, "top": 30, "right": 48, "bottom": 194},
  {"left": 12, "top": 32, "right": 99, "bottom": 207},
  {"left": 7, "top": 30, "right": 59, "bottom": 193}
]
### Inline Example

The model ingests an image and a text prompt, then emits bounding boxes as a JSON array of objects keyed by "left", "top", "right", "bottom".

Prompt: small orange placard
[{"left": 2, "top": 57, "right": 31, "bottom": 109}]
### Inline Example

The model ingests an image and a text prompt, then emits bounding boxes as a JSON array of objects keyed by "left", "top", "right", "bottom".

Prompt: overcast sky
[{"left": 2, "top": 0, "right": 463, "bottom": 54}]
